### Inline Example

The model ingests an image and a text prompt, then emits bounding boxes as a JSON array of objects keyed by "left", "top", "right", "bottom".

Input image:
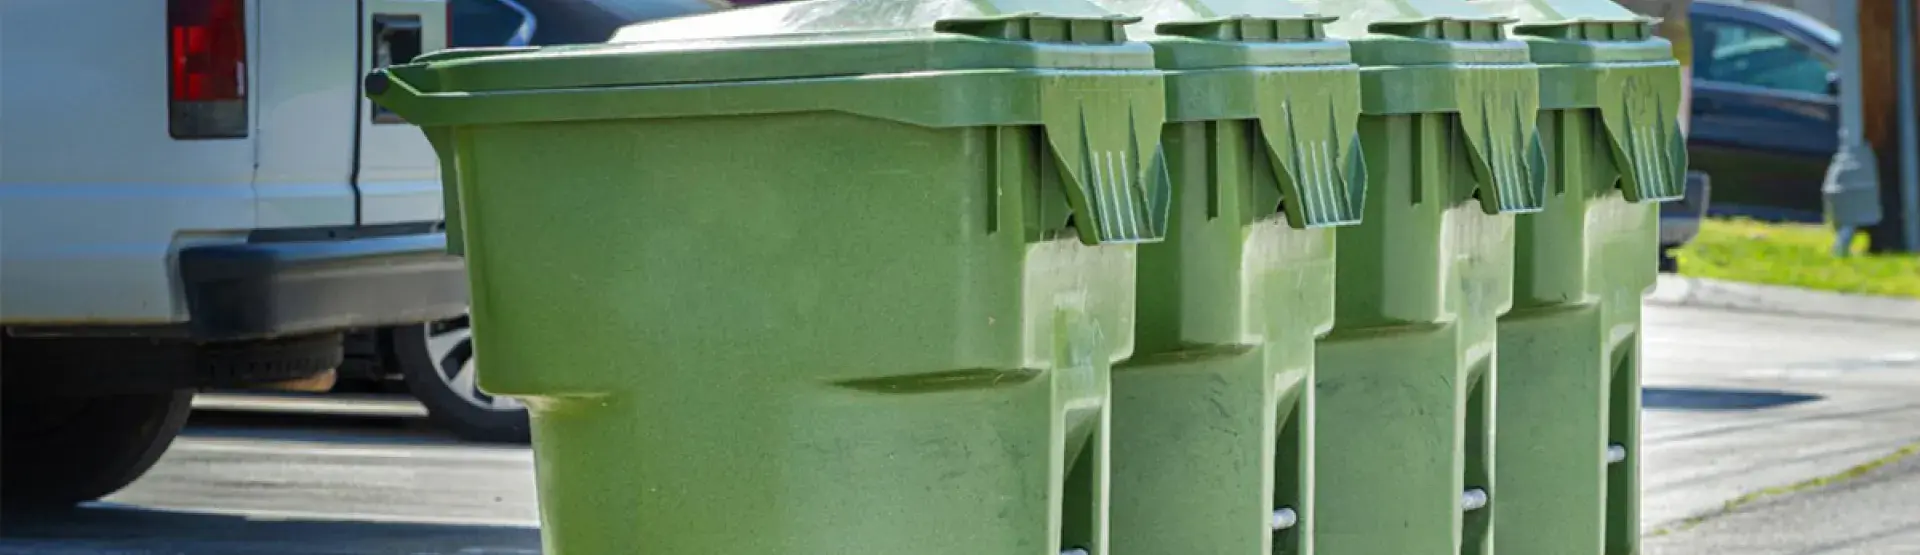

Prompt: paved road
[
  {"left": 0, "top": 410, "right": 542, "bottom": 555},
  {"left": 4, "top": 303, "right": 1920, "bottom": 553},
  {"left": 1639, "top": 305, "right": 1920, "bottom": 530},
  {"left": 1644, "top": 446, "right": 1920, "bottom": 554}
]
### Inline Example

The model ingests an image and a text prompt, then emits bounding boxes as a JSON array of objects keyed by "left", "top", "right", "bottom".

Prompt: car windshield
[
  {"left": 1775, "top": 7, "right": 1842, "bottom": 48},
  {"left": 1727, "top": 0, "right": 1842, "bottom": 48},
  {"left": 450, "top": 0, "right": 532, "bottom": 47},
  {"left": 1697, "top": 11, "right": 1834, "bottom": 95},
  {"left": 492, "top": 0, "right": 725, "bottom": 45},
  {"left": 569, "top": 0, "right": 728, "bottom": 21}
]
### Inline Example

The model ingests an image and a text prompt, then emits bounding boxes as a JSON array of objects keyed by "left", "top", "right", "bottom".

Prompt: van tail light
[{"left": 169, "top": 0, "right": 248, "bottom": 139}]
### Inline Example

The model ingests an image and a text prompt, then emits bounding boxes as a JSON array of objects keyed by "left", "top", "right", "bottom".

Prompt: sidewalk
[
  {"left": 1648, "top": 274, "right": 1920, "bottom": 326},
  {"left": 1640, "top": 275, "right": 1920, "bottom": 535}
]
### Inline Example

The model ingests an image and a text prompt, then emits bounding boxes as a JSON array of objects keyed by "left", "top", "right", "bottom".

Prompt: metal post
[
  {"left": 1897, "top": 0, "right": 1920, "bottom": 249},
  {"left": 1827, "top": 0, "right": 1881, "bottom": 257},
  {"left": 1841, "top": 0, "right": 1869, "bottom": 143}
]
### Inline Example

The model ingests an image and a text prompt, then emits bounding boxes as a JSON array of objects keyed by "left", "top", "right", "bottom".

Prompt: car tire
[
  {"left": 390, "top": 317, "right": 530, "bottom": 443},
  {"left": 6, "top": 333, "right": 343, "bottom": 394},
  {"left": 1658, "top": 246, "right": 1679, "bottom": 273},
  {"left": 1, "top": 390, "right": 194, "bottom": 507}
]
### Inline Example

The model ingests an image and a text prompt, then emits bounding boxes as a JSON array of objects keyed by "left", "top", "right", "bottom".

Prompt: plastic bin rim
[{"left": 390, "top": 30, "right": 1160, "bottom": 95}]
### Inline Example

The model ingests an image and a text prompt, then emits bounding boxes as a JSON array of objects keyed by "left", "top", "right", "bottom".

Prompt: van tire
[
  {"left": 390, "top": 319, "right": 530, "bottom": 443},
  {"left": 2, "top": 390, "right": 194, "bottom": 507}
]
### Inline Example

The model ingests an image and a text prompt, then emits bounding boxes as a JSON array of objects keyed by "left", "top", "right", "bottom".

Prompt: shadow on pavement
[
  {"left": 1644, "top": 386, "right": 1823, "bottom": 411},
  {"left": 0, "top": 505, "right": 540, "bottom": 555},
  {"left": 181, "top": 410, "right": 475, "bottom": 447}
]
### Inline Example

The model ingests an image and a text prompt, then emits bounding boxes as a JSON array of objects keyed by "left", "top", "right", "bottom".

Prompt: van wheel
[
  {"left": 2, "top": 390, "right": 193, "bottom": 507},
  {"left": 390, "top": 317, "right": 530, "bottom": 443},
  {"left": 1658, "top": 246, "right": 1680, "bottom": 273}
]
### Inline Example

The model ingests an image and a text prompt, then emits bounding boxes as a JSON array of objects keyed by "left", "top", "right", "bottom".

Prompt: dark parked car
[
  {"left": 1688, "top": 0, "right": 1842, "bottom": 222},
  {"left": 452, "top": 0, "right": 727, "bottom": 47}
]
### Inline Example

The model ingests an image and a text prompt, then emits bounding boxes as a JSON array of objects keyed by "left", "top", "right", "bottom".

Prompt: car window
[
  {"left": 1691, "top": 16, "right": 1833, "bottom": 96},
  {"left": 508, "top": 0, "right": 726, "bottom": 45},
  {"left": 450, "top": 0, "right": 531, "bottom": 47}
]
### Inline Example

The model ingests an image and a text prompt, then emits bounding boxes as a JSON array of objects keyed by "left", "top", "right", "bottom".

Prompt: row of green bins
[
  {"left": 1088, "top": 1, "right": 1364, "bottom": 554},
  {"left": 1300, "top": 1, "right": 1544, "bottom": 554},
  {"left": 367, "top": 0, "right": 1171, "bottom": 552},
  {"left": 1481, "top": 1, "right": 1687, "bottom": 554},
  {"left": 368, "top": 0, "right": 1687, "bottom": 552}
]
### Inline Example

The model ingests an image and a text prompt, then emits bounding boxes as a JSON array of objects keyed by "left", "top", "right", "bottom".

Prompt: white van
[{"left": 0, "top": 0, "right": 462, "bottom": 505}]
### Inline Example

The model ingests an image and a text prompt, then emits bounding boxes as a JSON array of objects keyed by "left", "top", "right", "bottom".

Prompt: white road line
[
  {"left": 193, "top": 392, "right": 429, "bottom": 418},
  {"left": 170, "top": 437, "right": 532, "bottom": 463}
]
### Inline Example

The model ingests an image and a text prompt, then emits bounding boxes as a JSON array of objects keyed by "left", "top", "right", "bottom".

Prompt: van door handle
[{"left": 371, "top": 14, "right": 424, "bottom": 124}]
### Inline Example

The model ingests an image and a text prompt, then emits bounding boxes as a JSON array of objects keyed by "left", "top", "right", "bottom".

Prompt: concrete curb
[{"left": 1647, "top": 274, "right": 1920, "bottom": 325}]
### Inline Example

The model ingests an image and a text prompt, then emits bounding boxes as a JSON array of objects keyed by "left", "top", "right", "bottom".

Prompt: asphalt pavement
[
  {"left": 1644, "top": 445, "right": 1920, "bottom": 554},
  {"left": 1638, "top": 304, "right": 1920, "bottom": 531},
  {"left": 0, "top": 409, "right": 542, "bottom": 555},
  {"left": 4, "top": 301, "right": 1920, "bottom": 554}
]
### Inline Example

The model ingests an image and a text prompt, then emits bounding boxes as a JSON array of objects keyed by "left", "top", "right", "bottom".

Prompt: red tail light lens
[{"left": 169, "top": 0, "right": 247, "bottom": 138}]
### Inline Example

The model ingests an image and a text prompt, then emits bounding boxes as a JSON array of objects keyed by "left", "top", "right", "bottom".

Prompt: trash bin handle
[
  {"left": 1598, "top": 65, "right": 1688, "bottom": 203},
  {"left": 364, "top": 67, "right": 432, "bottom": 123},
  {"left": 1036, "top": 75, "right": 1171, "bottom": 245},
  {"left": 1252, "top": 71, "right": 1368, "bottom": 229},
  {"left": 1456, "top": 72, "right": 1548, "bottom": 215}
]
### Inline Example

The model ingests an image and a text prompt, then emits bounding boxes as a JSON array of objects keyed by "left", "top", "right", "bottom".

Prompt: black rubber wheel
[
  {"left": 2, "top": 390, "right": 194, "bottom": 507},
  {"left": 5, "top": 333, "right": 343, "bottom": 394},
  {"left": 390, "top": 317, "right": 530, "bottom": 443},
  {"left": 1658, "top": 246, "right": 1680, "bottom": 273}
]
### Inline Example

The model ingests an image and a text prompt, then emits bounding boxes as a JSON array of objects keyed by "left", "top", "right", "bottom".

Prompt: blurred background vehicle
[
  {"left": 452, "top": 0, "right": 727, "bottom": 47},
  {"left": 1, "top": 0, "right": 461, "bottom": 506},
  {"left": 1688, "top": 0, "right": 1842, "bottom": 223},
  {"left": 451, "top": 0, "right": 538, "bottom": 47},
  {"left": 1661, "top": 171, "right": 1714, "bottom": 272}
]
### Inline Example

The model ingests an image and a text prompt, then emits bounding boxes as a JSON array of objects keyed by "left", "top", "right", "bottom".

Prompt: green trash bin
[
  {"left": 1080, "top": 1, "right": 1364, "bottom": 554},
  {"left": 1479, "top": 1, "right": 1687, "bottom": 553},
  {"left": 1298, "top": 1, "right": 1545, "bottom": 554},
  {"left": 365, "top": 0, "right": 1170, "bottom": 552}
]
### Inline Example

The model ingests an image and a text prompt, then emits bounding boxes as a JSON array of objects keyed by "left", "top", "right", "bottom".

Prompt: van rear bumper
[{"left": 178, "top": 232, "right": 469, "bottom": 341}]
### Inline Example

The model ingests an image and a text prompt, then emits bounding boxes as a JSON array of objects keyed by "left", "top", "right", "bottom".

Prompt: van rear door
[
  {"left": 357, "top": 0, "right": 448, "bottom": 225},
  {"left": 254, "top": 0, "right": 358, "bottom": 228}
]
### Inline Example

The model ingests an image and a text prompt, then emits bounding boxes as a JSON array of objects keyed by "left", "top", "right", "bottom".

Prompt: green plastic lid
[
  {"left": 1313, "top": 0, "right": 1503, "bottom": 34},
  {"left": 1473, "top": 0, "right": 1668, "bottom": 63},
  {"left": 389, "top": 0, "right": 1150, "bottom": 95},
  {"left": 1297, "top": 0, "right": 1544, "bottom": 215},
  {"left": 1090, "top": 0, "right": 1345, "bottom": 68},
  {"left": 371, "top": 0, "right": 1176, "bottom": 247},
  {"left": 1297, "top": 0, "right": 1526, "bottom": 67},
  {"left": 1088, "top": 0, "right": 1364, "bottom": 228},
  {"left": 1473, "top": 0, "right": 1686, "bottom": 203}
]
